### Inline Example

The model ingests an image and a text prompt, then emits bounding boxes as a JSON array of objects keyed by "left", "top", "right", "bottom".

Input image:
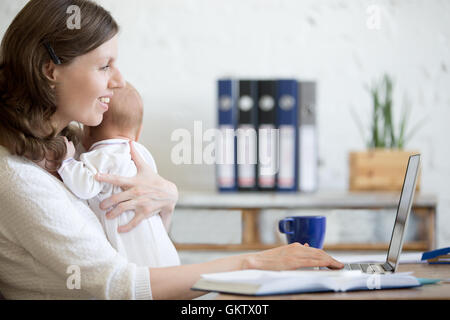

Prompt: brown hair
[
  {"left": 88, "top": 82, "right": 143, "bottom": 141},
  {"left": 0, "top": 0, "right": 119, "bottom": 170}
]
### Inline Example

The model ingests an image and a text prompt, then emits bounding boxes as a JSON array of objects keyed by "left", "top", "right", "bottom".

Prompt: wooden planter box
[{"left": 349, "top": 149, "right": 421, "bottom": 192}]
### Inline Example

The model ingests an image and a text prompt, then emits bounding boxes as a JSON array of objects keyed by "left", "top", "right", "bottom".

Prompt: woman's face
[{"left": 51, "top": 35, "right": 125, "bottom": 130}]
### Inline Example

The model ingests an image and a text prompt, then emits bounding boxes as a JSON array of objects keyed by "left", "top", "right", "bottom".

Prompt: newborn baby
[{"left": 58, "top": 82, "right": 180, "bottom": 268}]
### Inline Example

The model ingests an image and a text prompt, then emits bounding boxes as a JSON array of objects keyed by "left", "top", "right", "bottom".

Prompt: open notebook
[{"left": 191, "top": 269, "right": 421, "bottom": 296}]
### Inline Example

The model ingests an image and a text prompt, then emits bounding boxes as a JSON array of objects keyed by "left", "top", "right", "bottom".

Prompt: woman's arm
[
  {"left": 149, "top": 243, "right": 344, "bottom": 299},
  {"left": 150, "top": 252, "right": 247, "bottom": 299}
]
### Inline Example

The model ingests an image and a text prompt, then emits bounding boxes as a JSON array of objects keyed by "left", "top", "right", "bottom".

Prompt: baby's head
[{"left": 84, "top": 81, "right": 143, "bottom": 148}]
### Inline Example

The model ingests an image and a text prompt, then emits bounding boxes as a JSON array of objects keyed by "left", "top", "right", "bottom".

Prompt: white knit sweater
[{"left": 0, "top": 145, "right": 152, "bottom": 299}]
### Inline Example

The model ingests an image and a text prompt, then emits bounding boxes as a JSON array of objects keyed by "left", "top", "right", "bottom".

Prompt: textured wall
[{"left": 1, "top": 0, "right": 449, "bottom": 248}]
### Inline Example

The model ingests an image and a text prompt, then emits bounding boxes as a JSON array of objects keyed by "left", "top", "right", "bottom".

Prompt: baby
[{"left": 58, "top": 82, "right": 180, "bottom": 268}]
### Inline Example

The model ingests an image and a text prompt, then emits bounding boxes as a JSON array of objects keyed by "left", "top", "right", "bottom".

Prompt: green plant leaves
[
  {"left": 367, "top": 74, "right": 405, "bottom": 149},
  {"left": 352, "top": 74, "right": 424, "bottom": 150}
]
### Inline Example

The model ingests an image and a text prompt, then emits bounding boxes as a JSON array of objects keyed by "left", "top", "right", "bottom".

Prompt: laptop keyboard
[{"left": 344, "top": 262, "right": 393, "bottom": 273}]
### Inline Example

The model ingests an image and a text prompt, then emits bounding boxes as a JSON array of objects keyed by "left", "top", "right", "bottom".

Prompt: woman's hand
[
  {"left": 242, "top": 242, "right": 344, "bottom": 270},
  {"left": 95, "top": 141, "right": 178, "bottom": 233}
]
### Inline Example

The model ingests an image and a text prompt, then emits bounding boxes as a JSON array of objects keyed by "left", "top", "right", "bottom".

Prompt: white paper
[
  {"left": 199, "top": 269, "right": 419, "bottom": 294},
  {"left": 201, "top": 269, "right": 361, "bottom": 282}
]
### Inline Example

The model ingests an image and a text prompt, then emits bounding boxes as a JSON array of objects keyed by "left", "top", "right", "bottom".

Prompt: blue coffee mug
[{"left": 278, "top": 216, "right": 326, "bottom": 249}]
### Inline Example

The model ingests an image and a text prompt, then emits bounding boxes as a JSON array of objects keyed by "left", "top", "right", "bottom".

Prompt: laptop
[{"left": 343, "top": 154, "right": 421, "bottom": 274}]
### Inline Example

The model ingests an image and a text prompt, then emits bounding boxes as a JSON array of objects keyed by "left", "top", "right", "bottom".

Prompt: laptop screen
[{"left": 386, "top": 154, "right": 421, "bottom": 269}]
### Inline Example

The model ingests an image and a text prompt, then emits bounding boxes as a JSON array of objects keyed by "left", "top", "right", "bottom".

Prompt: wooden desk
[
  {"left": 216, "top": 264, "right": 450, "bottom": 300},
  {"left": 174, "top": 191, "right": 437, "bottom": 251}
]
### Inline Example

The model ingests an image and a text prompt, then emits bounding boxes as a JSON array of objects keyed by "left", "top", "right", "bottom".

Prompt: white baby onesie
[{"left": 58, "top": 138, "right": 180, "bottom": 268}]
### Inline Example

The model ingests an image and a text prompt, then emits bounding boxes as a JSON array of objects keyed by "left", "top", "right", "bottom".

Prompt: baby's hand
[{"left": 63, "top": 136, "right": 75, "bottom": 160}]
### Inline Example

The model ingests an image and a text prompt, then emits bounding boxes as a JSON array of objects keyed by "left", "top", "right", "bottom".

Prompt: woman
[{"left": 0, "top": 0, "right": 343, "bottom": 300}]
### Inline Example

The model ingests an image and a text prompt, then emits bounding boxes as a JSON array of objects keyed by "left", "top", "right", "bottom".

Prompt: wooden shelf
[
  {"left": 176, "top": 191, "right": 437, "bottom": 210},
  {"left": 174, "top": 191, "right": 437, "bottom": 252},
  {"left": 174, "top": 241, "right": 428, "bottom": 252}
]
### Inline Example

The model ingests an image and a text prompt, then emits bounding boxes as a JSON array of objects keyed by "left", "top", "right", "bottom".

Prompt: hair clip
[{"left": 43, "top": 42, "right": 62, "bottom": 65}]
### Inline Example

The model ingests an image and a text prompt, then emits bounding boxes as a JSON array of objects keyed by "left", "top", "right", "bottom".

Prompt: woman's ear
[{"left": 42, "top": 61, "right": 58, "bottom": 88}]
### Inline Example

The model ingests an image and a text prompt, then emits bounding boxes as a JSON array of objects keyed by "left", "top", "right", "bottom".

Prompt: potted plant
[{"left": 349, "top": 74, "right": 423, "bottom": 191}]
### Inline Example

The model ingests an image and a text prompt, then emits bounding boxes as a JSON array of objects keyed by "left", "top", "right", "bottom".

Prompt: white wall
[{"left": 1, "top": 0, "right": 449, "bottom": 247}]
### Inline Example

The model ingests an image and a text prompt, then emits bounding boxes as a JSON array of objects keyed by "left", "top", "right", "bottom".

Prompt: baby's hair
[{"left": 91, "top": 81, "right": 143, "bottom": 138}]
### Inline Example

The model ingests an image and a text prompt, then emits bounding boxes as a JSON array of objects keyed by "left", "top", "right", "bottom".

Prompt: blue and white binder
[
  {"left": 216, "top": 79, "right": 238, "bottom": 191},
  {"left": 276, "top": 79, "right": 299, "bottom": 192},
  {"left": 298, "top": 81, "right": 318, "bottom": 192}
]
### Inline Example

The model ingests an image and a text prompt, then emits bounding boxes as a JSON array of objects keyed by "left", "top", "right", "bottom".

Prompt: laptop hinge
[{"left": 384, "top": 261, "right": 395, "bottom": 271}]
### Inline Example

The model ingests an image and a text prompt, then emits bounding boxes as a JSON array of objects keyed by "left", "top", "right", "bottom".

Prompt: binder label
[
  {"left": 258, "top": 124, "right": 278, "bottom": 187},
  {"left": 237, "top": 125, "right": 257, "bottom": 187},
  {"left": 278, "top": 125, "right": 295, "bottom": 188},
  {"left": 238, "top": 95, "right": 254, "bottom": 112},
  {"left": 219, "top": 95, "right": 233, "bottom": 111},
  {"left": 216, "top": 125, "right": 235, "bottom": 187}
]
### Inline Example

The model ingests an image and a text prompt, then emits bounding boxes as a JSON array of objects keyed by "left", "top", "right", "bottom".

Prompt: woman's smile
[{"left": 98, "top": 96, "right": 111, "bottom": 111}]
